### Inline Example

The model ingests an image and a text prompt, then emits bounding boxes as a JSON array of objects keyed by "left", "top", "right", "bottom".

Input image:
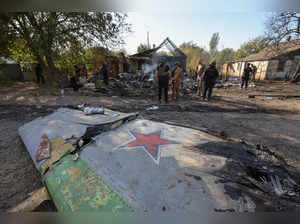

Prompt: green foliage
[
  {"left": 112, "top": 48, "right": 127, "bottom": 57},
  {"left": 215, "top": 48, "right": 235, "bottom": 71},
  {"left": 209, "top": 33, "right": 220, "bottom": 60},
  {"left": 179, "top": 41, "right": 210, "bottom": 71},
  {"left": 156, "top": 51, "right": 171, "bottom": 56},
  {"left": 8, "top": 38, "right": 36, "bottom": 69},
  {"left": 137, "top": 43, "right": 151, "bottom": 53},
  {"left": 233, "top": 37, "right": 267, "bottom": 61},
  {"left": 0, "top": 12, "right": 131, "bottom": 75}
]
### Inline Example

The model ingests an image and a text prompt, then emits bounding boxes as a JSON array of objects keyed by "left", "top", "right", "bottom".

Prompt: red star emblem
[{"left": 123, "top": 131, "right": 179, "bottom": 164}]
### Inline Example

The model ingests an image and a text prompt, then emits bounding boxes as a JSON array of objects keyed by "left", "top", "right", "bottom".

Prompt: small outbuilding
[
  {"left": 128, "top": 37, "right": 187, "bottom": 75},
  {"left": 223, "top": 40, "right": 300, "bottom": 80}
]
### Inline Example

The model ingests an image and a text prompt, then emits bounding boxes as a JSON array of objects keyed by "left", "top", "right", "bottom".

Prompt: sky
[
  {"left": 117, "top": 0, "right": 274, "bottom": 55},
  {"left": 122, "top": 12, "right": 268, "bottom": 55}
]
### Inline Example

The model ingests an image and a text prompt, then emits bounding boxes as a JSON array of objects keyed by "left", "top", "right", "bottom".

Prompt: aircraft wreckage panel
[
  {"left": 19, "top": 108, "right": 256, "bottom": 212},
  {"left": 79, "top": 119, "right": 248, "bottom": 212},
  {"left": 18, "top": 108, "right": 136, "bottom": 169}
]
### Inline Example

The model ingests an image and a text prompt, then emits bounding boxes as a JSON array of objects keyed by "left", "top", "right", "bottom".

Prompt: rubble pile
[
  {"left": 81, "top": 73, "right": 157, "bottom": 97},
  {"left": 196, "top": 141, "right": 300, "bottom": 211}
]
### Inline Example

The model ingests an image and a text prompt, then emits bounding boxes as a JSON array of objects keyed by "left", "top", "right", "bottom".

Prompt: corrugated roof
[{"left": 237, "top": 39, "right": 300, "bottom": 62}]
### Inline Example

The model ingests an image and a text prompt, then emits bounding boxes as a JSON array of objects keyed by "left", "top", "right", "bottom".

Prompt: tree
[
  {"left": 233, "top": 37, "right": 267, "bottom": 61},
  {"left": 137, "top": 43, "right": 151, "bottom": 53},
  {"left": 0, "top": 12, "right": 131, "bottom": 77},
  {"left": 209, "top": 33, "right": 220, "bottom": 60},
  {"left": 179, "top": 41, "right": 210, "bottom": 71},
  {"left": 112, "top": 48, "right": 127, "bottom": 57},
  {"left": 265, "top": 12, "right": 300, "bottom": 45},
  {"left": 215, "top": 48, "right": 235, "bottom": 71}
]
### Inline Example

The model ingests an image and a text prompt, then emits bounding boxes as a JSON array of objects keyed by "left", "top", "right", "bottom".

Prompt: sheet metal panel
[{"left": 79, "top": 119, "right": 245, "bottom": 213}]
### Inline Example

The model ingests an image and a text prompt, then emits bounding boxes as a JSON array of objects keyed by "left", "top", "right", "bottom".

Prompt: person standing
[
  {"left": 251, "top": 64, "right": 257, "bottom": 81},
  {"left": 35, "top": 63, "right": 45, "bottom": 85},
  {"left": 155, "top": 58, "right": 171, "bottom": 104},
  {"left": 82, "top": 64, "right": 88, "bottom": 80},
  {"left": 172, "top": 62, "right": 182, "bottom": 101},
  {"left": 101, "top": 59, "right": 109, "bottom": 85},
  {"left": 196, "top": 60, "right": 206, "bottom": 96},
  {"left": 202, "top": 61, "right": 219, "bottom": 101},
  {"left": 241, "top": 63, "right": 252, "bottom": 89}
]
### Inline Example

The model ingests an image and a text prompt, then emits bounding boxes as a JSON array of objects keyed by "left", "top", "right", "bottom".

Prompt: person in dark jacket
[
  {"left": 101, "top": 59, "right": 109, "bottom": 85},
  {"left": 155, "top": 58, "right": 171, "bottom": 104},
  {"left": 71, "top": 65, "right": 83, "bottom": 91},
  {"left": 35, "top": 63, "right": 45, "bottom": 84},
  {"left": 202, "top": 61, "right": 219, "bottom": 101},
  {"left": 241, "top": 63, "right": 252, "bottom": 89}
]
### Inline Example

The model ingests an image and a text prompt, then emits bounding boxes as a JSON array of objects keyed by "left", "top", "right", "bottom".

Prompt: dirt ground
[{"left": 1, "top": 80, "right": 300, "bottom": 212}]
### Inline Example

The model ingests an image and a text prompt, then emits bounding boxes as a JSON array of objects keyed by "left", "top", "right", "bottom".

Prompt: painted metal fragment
[
  {"left": 36, "top": 134, "right": 50, "bottom": 162},
  {"left": 43, "top": 154, "right": 134, "bottom": 212},
  {"left": 39, "top": 137, "right": 76, "bottom": 175}
]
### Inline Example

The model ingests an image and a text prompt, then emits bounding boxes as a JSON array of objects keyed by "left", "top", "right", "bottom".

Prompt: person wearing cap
[
  {"left": 155, "top": 58, "right": 171, "bottom": 104},
  {"left": 172, "top": 62, "right": 183, "bottom": 101},
  {"left": 241, "top": 63, "right": 252, "bottom": 89},
  {"left": 202, "top": 61, "right": 219, "bottom": 101}
]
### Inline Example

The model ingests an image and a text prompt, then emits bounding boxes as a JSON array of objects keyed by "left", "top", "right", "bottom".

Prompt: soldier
[
  {"left": 251, "top": 64, "right": 257, "bottom": 81},
  {"left": 155, "top": 58, "right": 171, "bottom": 104},
  {"left": 172, "top": 62, "right": 183, "bottom": 101},
  {"left": 241, "top": 63, "right": 252, "bottom": 89},
  {"left": 196, "top": 60, "right": 206, "bottom": 96},
  {"left": 202, "top": 61, "right": 219, "bottom": 101}
]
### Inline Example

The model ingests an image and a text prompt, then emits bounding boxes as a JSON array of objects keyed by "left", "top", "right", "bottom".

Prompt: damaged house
[
  {"left": 128, "top": 37, "right": 187, "bottom": 76},
  {"left": 223, "top": 40, "right": 300, "bottom": 80}
]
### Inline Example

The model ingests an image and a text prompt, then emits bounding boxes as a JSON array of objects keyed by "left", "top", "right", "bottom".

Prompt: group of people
[
  {"left": 155, "top": 58, "right": 259, "bottom": 104},
  {"left": 154, "top": 58, "right": 182, "bottom": 104},
  {"left": 70, "top": 60, "right": 109, "bottom": 91},
  {"left": 154, "top": 58, "right": 220, "bottom": 104}
]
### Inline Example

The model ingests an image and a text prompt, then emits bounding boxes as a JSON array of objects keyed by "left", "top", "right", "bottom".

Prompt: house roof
[
  {"left": 235, "top": 39, "right": 300, "bottom": 62},
  {"left": 129, "top": 37, "right": 186, "bottom": 58}
]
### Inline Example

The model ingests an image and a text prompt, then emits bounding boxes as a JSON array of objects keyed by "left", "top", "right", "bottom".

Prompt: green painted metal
[{"left": 43, "top": 154, "right": 134, "bottom": 212}]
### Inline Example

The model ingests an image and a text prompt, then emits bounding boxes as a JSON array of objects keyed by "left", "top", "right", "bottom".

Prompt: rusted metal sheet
[{"left": 43, "top": 154, "right": 134, "bottom": 212}]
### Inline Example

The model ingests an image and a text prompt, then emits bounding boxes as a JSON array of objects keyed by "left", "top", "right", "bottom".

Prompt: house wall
[
  {"left": 266, "top": 56, "right": 300, "bottom": 80},
  {"left": 223, "top": 61, "right": 269, "bottom": 80}
]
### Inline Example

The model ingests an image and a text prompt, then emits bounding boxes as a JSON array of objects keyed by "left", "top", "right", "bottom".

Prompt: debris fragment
[
  {"left": 36, "top": 134, "right": 50, "bottom": 162},
  {"left": 83, "top": 107, "right": 105, "bottom": 115},
  {"left": 146, "top": 106, "right": 159, "bottom": 111}
]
